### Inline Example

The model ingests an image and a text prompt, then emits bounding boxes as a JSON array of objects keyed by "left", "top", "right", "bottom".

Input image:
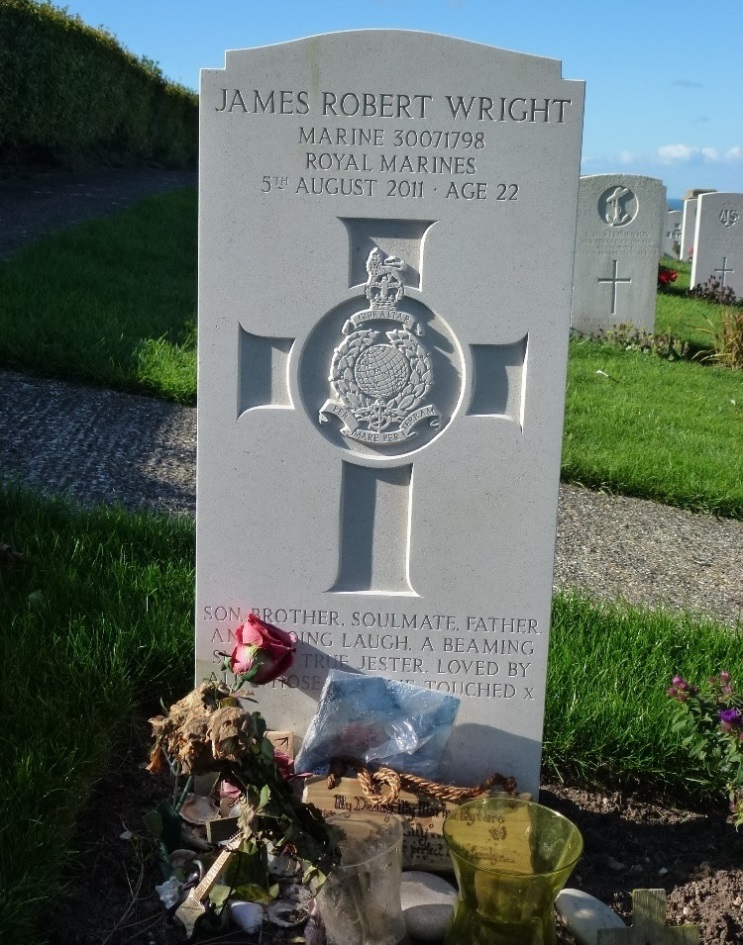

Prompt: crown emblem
[{"left": 319, "top": 250, "right": 440, "bottom": 445}]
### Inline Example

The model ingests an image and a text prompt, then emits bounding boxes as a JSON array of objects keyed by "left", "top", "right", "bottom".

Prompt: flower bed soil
[{"left": 45, "top": 720, "right": 743, "bottom": 945}]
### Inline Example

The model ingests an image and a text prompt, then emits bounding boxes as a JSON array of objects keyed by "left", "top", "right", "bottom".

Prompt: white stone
[
  {"left": 572, "top": 174, "right": 666, "bottom": 334},
  {"left": 681, "top": 199, "right": 698, "bottom": 262},
  {"left": 196, "top": 31, "right": 585, "bottom": 797},
  {"left": 229, "top": 900, "right": 264, "bottom": 933},
  {"left": 663, "top": 210, "right": 682, "bottom": 259},
  {"left": 400, "top": 871, "right": 457, "bottom": 942},
  {"left": 681, "top": 188, "right": 716, "bottom": 263},
  {"left": 691, "top": 192, "right": 743, "bottom": 298},
  {"left": 555, "top": 889, "right": 626, "bottom": 945}
]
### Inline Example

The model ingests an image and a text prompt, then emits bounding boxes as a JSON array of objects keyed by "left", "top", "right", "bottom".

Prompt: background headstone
[
  {"left": 681, "top": 188, "right": 716, "bottom": 263},
  {"left": 572, "top": 175, "right": 667, "bottom": 334},
  {"left": 197, "top": 31, "right": 584, "bottom": 797},
  {"left": 691, "top": 191, "right": 743, "bottom": 297},
  {"left": 663, "top": 209, "right": 682, "bottom": 259}
]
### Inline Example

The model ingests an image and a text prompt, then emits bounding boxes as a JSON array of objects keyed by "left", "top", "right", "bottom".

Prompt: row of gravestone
[
  {"left": 193, "top": 32, "right": 738, "bottom": 799},
  {"left": 574, "top": 177, "right": 742, "bottom": 335}
]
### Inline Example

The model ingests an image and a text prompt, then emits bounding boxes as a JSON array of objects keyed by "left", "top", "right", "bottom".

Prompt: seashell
[
  {"left": 267, "top": 851, "right": 301, "bottom": 878},
  {"left": 169, "top": 848, "right": 199, "bottom": 871},
  {"left": 230, "top": 900, "right": 264, "bottom": 933},
  {"left": 179, "top": 793, "right": 219, "bottom": 825},
  {"left": 267, "top": 900, "right": 309, "bottom": 928}
]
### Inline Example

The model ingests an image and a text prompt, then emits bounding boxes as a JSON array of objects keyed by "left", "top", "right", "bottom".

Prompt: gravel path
[
  {"left": 2, "top": 368, "right": 741, "bottom": 627},
  {"left": 0, "top": 167, "right": 196, "bottom": 259},
  {"left": 0, "top": 167, "right": 741, "bottom": 629}
]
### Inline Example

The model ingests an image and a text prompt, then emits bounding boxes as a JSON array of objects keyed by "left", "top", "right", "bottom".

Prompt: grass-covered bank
[
  {"left": 0, "top": 487, "right": 193, "bottom": 941},
  {"left": 0, "top": 0, "right": 197, "bottom": 169},
  {"left": 562, "top": 340, "right": 743, "bottom": 518},
  {"left": 2, "top": 488, "right": 741, "bottom": 940},
  {"left": 0, "top": 188, "right": 197, "bottom": 403},
  {"left": 545, "top": 594, "right": 743, "bottom": 792}
]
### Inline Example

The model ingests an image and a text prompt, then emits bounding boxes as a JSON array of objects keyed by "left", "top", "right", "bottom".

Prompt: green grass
[
  {"left": 656, "top": 258, "right": 724, "bottom": 350},
  {"left": 0, "top": 187, "right": 197, "bottom": 403},
  {"left": 545, "top": 594, "right": 743, "bottom": 794},
  {"left": 1, "top": 487, "right": 742, "bottom": 940},
  {"left": 0, "top": 487, "right": 193, "bottom": 942},
  {"left": 563, "top": 339, "right": 743, "bottom": 518}
]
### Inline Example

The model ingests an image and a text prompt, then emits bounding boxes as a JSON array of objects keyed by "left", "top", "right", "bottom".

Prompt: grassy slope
[
  {"left": 563, "top": 340, "right": 743, "bottom": 518},
  {"left": 0, "top": 188, "right": 197, "bottom": 403},
  {"left": 545, "top": 594, "right": 743, "bottom": 791},
  {"left": 0, "top": 488, "right": 193, "bottom": 941}
]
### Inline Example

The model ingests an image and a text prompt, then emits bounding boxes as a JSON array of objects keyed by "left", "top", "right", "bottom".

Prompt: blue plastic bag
[{"left": 295, "top": 670, "right": 459, "bottom": 778}]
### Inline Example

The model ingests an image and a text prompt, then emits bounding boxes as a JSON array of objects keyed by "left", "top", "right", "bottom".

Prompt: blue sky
[{"left": 61, "top": 0, "right": 742, "bottom": 199}]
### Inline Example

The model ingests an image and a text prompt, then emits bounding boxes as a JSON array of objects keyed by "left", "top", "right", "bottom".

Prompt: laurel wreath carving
[{"left": 330, "top": 328, "right": 433, "bottom": 433}]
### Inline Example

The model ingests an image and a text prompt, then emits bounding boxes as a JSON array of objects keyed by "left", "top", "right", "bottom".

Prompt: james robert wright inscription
[{"left": 196, "top": 32, "right": 585, "bottom": 797}]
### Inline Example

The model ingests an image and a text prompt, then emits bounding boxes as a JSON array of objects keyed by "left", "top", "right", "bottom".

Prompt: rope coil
[{"left": 327, "top": 759, "right": 517, "bottom": 808}]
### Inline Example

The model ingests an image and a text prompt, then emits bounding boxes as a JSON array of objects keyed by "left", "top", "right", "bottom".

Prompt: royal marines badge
[{"left": 319, "top": 249, "right": 440, "bottom": 444}]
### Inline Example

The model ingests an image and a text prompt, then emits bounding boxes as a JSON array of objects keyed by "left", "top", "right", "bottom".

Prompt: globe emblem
[{"left": 353, "top": 344, "right": 410, "bottom": 399}]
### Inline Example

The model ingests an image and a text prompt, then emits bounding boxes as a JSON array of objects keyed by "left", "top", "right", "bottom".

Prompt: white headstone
[
  {"left": 662, "top": 210, "right": 682, "bottom": 259},
  {"left": 691, "top": 192, "right": 743, "bottom": 297},
  {"left": 681, "top": 188, "right": 716, "bottom": 263},
  {"left": 571, "top": 175, "right": 666, "bottom": 334},
  {"left": 681, "top": 198, "right": 698, "bottom": 262},
  {"left": 196, "top": 31, "right": 585, "bottom": 797}
]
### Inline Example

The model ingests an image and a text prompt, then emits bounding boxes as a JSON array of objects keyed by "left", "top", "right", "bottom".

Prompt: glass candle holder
[
  {"left": 443, "top": 796, "right": 583, "bottom": 945},
  {"left": 316, "top": 811, "right": 406, "bottom": 945}
]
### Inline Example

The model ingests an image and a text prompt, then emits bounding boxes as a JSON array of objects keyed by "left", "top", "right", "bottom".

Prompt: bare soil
[{"left": 46, "top": 721, "right": 743, "bottom": 945}]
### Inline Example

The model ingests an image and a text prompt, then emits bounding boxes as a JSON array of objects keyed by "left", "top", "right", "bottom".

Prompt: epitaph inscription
[{"left": 197, "top": 32, "right": 584, "bottom": 796}]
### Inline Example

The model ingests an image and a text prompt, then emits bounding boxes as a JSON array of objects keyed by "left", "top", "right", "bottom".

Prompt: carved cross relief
[
  {"left": 237, "top": 218, "right": 528, "bottom": 597},
  {"left": 597, "top": 258, "right": 632, "bottom": 316}
]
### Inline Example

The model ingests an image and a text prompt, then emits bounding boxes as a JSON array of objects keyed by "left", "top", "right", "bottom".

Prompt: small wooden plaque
[{"left": 303, "top": 776, "right": 454, "bottom": 870}]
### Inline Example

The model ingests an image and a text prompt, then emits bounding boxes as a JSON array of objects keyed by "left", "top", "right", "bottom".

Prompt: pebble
[
  {"left": 400, "top": 871, "right": 457, "bottom": 942},
  {"left": 555, "top": 889, "right": 626, "bottom": 945},
  {"left": 229, "top": 900, "right": 264, "bottom": 933}
]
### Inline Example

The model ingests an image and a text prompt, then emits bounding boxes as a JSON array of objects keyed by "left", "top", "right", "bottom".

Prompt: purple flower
[
  {"left": 719, "top": 708, "right": 742, "bottom": 732},
  {"left": 672, "top": 676, "right": 688, "bottom": 691},
  {"left": 720, "top": 671, "right": 731, "bottom": 684}
]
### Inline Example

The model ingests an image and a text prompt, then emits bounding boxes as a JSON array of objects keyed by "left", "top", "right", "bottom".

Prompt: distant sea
[{"left": 668, "top": 198, "right": 683, "bottom": 210}]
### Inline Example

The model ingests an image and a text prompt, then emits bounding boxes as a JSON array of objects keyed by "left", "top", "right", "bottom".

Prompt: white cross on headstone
[
  {"left": 597, "top": 259, "right": 633, "bottom": 316},
  {"left": 714, "top": 256, "right": 734, "bottom": 287},
  {"left": 239, "top": 237, "right": 526, "bottom": 595}
]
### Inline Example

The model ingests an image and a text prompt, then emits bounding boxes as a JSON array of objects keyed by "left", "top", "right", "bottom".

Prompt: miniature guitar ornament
[{"left": 174, "top": 832, "right": 242, "bottom": 940}]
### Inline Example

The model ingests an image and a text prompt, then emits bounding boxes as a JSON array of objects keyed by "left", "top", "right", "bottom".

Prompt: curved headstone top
[
  {"left": 197, "top": 32, "right": 585, "bottom": 797},
  {"left": 691, "top": 191, "right": 743, "bottom": 297},
  {"left": 572, "top": 174, "right": 667, "bottom": 334}
]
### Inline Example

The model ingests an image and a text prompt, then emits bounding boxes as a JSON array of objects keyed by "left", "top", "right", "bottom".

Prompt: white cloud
[
  {"left": 618, "top": 150, "right": 640, "bottom": 165},
  {"left": 658, "top": 144, "right": 698, "bottom": 163},
  {"left": 656, "top": 144, "right": 743, "bottom": 165}
]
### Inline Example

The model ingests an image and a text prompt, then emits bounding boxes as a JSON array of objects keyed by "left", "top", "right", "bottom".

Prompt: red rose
[{"left": 229, "top": 614, "right": 297, "bottom": 684}]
